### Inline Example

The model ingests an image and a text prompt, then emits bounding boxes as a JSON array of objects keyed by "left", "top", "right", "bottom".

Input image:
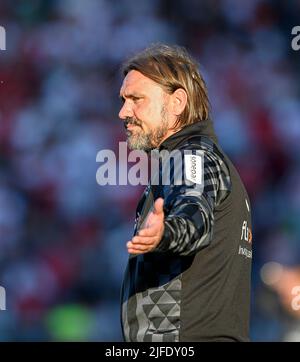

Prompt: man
[{"left": 118, "top": 44, "right": 252, "bottom": 342}]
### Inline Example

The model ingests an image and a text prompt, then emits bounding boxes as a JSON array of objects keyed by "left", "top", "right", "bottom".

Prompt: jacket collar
[{"left": 159, "top": 118, "right": 218, "bottom": 151}]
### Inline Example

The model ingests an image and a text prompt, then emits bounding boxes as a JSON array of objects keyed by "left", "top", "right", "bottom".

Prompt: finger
[
  {"left": 132, "top": 235, "right": 157, "bottom": 245},
  {"left": 127, "top": 242, "right": 150, "bottom": 252},
  {"left": 128, "top": 248, "right": 146, "bottom": 255},
  {"left": 153, "top": 198, "right": 164, "bottom": 215},
  {"left": 127, "top": 241, "right": 151, "bottom": 250},
  {"left": 130, "top": 244, "right": 150, "bottom": 251}
]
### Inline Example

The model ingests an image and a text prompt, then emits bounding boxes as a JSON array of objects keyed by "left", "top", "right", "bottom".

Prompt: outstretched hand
[{"left": 127, "top": 198, "right": 165, "bottom": 255}]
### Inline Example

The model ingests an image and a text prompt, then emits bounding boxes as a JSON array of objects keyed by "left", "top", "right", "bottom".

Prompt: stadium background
[{"left": 0, "top": 0, "right": 300, "bottom": 341}]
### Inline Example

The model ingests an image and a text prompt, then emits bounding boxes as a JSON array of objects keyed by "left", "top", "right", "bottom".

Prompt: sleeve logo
[{"left": 184, "top": 153, "right": 203, "bottom": 184}]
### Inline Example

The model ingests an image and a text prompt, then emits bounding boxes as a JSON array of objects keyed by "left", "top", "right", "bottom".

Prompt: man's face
[{"left": 119, "top": 70, "right": 173, "bottom": 151}]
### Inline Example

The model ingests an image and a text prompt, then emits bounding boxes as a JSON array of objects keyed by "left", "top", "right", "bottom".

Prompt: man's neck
[{"left": 158, "top": 127, "right": 182, "bottom": 148}]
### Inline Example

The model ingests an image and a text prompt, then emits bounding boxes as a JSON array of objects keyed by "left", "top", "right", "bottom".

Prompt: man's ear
[{"left": 171, "top": 88, "right": 187, "bottom": 117}]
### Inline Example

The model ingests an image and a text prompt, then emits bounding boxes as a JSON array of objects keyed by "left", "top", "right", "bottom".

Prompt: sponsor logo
[
  {"left": 238, "top": 245, "right": 252, "bottom": 259},
  {"left": 184, "top": 154, "right": 203, "bottom": 184},
  {"left": 240, "top": 220, "right": 252, "bottom": 244},
  {"left": 238, "top": 220, "right": 252, "bottom": 259}
]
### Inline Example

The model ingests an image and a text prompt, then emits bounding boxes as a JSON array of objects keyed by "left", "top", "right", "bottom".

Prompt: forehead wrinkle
[{"left": 120, "top": 70, "right": 164, "bottom": 96}]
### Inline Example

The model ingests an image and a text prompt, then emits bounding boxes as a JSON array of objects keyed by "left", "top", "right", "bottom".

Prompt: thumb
[{"left": 153, "top": 198, "right": 164, "bottom": 215}]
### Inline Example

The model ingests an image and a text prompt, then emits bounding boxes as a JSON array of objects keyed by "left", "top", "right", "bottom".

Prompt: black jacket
[{"left": 121, "top": 119, "right": 252, "bottom": 342}]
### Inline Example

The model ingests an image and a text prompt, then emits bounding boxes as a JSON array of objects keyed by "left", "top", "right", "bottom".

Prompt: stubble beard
[{"left": 125, "top": 106, "right": 169, "bottom": 152}]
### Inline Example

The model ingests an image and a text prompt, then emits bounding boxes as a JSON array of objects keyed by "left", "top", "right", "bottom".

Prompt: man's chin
[
  {"left": 127, "top": 136, "right": 152, "bottom": 151},
  {"left": 127, "top": 142, "right": 148, "bottom": 151}
]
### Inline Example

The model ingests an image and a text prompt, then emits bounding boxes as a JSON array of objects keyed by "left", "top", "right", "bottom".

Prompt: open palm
[{"left": 127, "top": 198, "right": 165, "bottom": 254}]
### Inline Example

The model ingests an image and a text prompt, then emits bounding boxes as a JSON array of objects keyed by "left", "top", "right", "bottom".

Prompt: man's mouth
[
  {"left": 124, "top": 118, "right": 141, "bottom": 130},
  {"left": 124, "top": 119, "right": 142, "bottom": 131},
  {"left": 126, "top": 124, "right": 139, "bottom": 131}
]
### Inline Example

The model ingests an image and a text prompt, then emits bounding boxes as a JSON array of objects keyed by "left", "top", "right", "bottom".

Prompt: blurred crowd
[{"left": 0, "top": 0, "right": 299, "bottom": 341}]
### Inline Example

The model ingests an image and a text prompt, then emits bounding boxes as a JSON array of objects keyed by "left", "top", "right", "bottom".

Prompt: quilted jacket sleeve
[{"left": 155, "top": 147, "right": 231, "bottom": 256}]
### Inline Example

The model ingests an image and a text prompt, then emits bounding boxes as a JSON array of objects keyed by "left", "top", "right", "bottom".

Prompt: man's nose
[{"left": 119, "top": 102, "right": 133, "bottom": 120}]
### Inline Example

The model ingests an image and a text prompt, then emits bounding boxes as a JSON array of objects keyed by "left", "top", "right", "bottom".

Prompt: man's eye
[{"left": 132, "top": 97, "right": 141, "bottom": 102}]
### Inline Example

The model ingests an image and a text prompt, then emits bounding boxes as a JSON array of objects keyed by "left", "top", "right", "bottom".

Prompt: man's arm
[{"left": 127, "top": 149, "right": 231, "bottom": 255}]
